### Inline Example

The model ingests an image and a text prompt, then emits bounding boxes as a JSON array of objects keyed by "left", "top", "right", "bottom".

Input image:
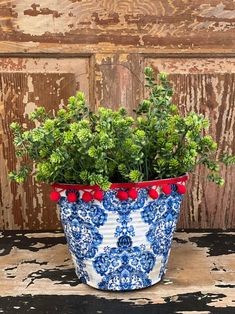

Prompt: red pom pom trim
[
  {"left": 177, "top": 184, "right": 186, "bottom": 194},
  {"left": 50, "top": 191, "right": 61, "bottom": 202},
  {"left": 117, "top": 190, "right": 129, "bottom": 201},
  {"left": 93, "top": 190, "right": 104, "bottom": 201},
  {"left": 148, "top": 189, "right": 159, "bottom": 199},
  {"left": 128, "top": 188, "right": 138, "bottom": 200},
  {"left": 162, "top": 184, "right": 171, "bottom": 195},
  {"left": 82, "top": 191, "right": 93, "bottom": 203},
  {"left": 67, "top": 192, "right": 77, "bottom": 203}
]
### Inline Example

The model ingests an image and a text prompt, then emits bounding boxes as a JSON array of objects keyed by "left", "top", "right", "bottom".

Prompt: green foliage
[{"left": 10, "top": 70, "right": 235, "bottom": 189}]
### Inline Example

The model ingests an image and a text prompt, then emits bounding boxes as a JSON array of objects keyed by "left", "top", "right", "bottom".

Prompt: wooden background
[{"left": 0, "top": 0, "right": 234, "bottom": 230}]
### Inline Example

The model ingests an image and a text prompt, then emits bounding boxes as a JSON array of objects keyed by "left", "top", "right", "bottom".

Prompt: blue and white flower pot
[{"left": 52, "top": 175, "right": 188, "bottom": 291}]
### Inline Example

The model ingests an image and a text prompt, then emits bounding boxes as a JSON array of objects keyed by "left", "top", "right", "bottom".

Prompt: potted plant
[{"left": 10, "top": 67, "right": 235, "bottom": 291}]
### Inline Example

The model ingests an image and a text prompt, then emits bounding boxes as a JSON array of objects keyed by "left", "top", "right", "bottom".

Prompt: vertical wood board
[
  {"left": 0, "top": 57, "right": 90, "bottom": 229},
  {"left": 145, "top": 58, "right": 235, "bottom": 229}
]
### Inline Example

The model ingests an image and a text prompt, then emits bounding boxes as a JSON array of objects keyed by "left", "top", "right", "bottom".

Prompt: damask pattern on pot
[{"left": 56, "top": 176, "right": 187, "bottom": 291}]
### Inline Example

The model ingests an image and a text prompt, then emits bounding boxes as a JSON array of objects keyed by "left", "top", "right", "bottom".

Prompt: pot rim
[{"left": 51, "top": 174, "right": 188, "bottom": 191}]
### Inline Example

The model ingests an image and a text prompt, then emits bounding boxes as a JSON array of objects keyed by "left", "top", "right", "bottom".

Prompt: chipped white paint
[
  {"left": 1, "top": 0, "right": 235, "bottom": 56},
  {"left": 55, "top": 77, "right": 64, "bottom": 86},
  {"left": 59, "top": 98, "right": 65, "bottom": 109},
  {"left": 0, "top": 56, "right": 90, "bottom": 229},
  {"left": 23, "top": 75, "right": 37, "bottom": 118},
  {"left": 0, "top": 58, "right": 90, "bottom": 102},
  {"left": 12, "top": 0, "right": 75, "bottom": 36},
  {"left": 34, "top": 183, "right": 44, "bottom": 226},
  {"left": 151, "top": 58, "right": 235, "bottom": 74},
  {"left": 0, "top": 231, "right": 234, "bottom": 309},
  {"left": 190, "top": 20, "right": 235, "bottom": 32},
  {"left": 146, "top": 58, "right": 235, "bottom": 228},
  {"left": 24, "top": 101, "right": 37, "bottom": 117},
  {"left": 27, "top": 75, "right": 34, "bottom": 92},
  {"left": 12, "top": 0, "right": 139, "bottom": 36},
  {"left": 197, "top": 3, "right": 235, "bottom": 19},
  {"left": 11, "top": 0, "right": 181, "bottom": 36},
  {"left": 0, "top": 77, "right": 14, "bottom": 229}
]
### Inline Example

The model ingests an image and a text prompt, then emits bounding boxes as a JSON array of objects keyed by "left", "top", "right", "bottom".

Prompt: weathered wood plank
[
  {"left": 146, "top": 58, "right": 235, "bottom": 229},
  {"left": 0, "top": 57, "right": 90, "bottom": 230},
  {"left": 0, "top": 231, "right": 234, "bottom": 313},
  {"left": 94, "top": 53, "right": 144, "bottom": 114},
  {"left": 0, "top": 1, "right": 235, "bottom": 53},
  {"left": 0, "top": 1, "right": 234, "bottom": 230}
]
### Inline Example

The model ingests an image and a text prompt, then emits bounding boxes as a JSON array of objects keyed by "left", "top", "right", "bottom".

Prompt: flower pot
[{"left": 52, "top": 175, "right": 188, "bottom": 291}]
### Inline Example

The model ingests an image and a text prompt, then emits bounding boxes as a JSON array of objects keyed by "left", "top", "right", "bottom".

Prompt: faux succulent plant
[{"left": 9, "top": 67, "right": 235, "bottom": 190}]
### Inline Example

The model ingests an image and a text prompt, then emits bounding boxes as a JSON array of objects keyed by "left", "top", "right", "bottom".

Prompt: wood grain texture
[
  {"left": 0, "top": 231, "right": 234, "bottom": 313},
  {"left": 146, "top": 58, "right": 235, "bottom": 229},
  {"left": 94, "top": 53, "right": 144, "bottom": 114},
  {"left": 0, "top": 58, "right": 90, "bottom": 230},
  {"left": 0, "top": 0, "right": 235, "bottom": 53},
  {"left": 0, "top": 1, "right": 234, "bottom": 230}
]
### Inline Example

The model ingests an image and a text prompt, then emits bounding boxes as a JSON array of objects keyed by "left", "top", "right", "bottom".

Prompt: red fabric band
[{"left": 51, "top": 174, "right": 188, "bottom": 191}]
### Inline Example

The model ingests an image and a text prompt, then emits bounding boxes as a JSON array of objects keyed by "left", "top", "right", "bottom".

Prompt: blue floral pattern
[
  {"left": 103, "top": 188, "right": 148, "bottom": 214},
  {"left": 141, "top": 190, "right": 183, "bottom": 279},
  {"left": 93, "top": 245, "right": 155, "bottom": 290},
  {"left": 58, "top": 184, "right": 185, "bottom": 291},
  {"left": 59, "top": 197, "right": 107, "bottom": 282}
]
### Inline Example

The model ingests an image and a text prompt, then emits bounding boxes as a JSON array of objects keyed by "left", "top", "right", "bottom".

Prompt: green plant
[{"left": 9, "top": 67, "right": 235, "bottom": 190}]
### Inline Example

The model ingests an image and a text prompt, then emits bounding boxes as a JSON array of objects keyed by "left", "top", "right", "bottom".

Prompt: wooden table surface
[{"left": 0, "top": 231, "right": 234, "bottom": 313}]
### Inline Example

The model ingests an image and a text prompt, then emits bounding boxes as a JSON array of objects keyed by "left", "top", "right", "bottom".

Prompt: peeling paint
[
  {"left": 0, "top": 57, "right": 90, "bottom": 230},
  {"left": 0, "top": 231, "right": 234, "bottom": 312},
  {"left": 197, "top": 3, "right": 235, "bottom": 20},
  {"left": 24, "top": 101, "right": 37, "bottom": 117},
  {"left": 1, "top": 292, "right": 234, "bottom": 314},
  {"left": 189, "top": 233, "right": 235, "bottom": 256},
  {"left": 0, "top": 1, "right": 235, "bottom": 230},
  {"left": 0, "top": 0, "right": 233, "bottom": 50},
  {"left": 12, "top": 0, "right": 75, "bottom": 36},
  {"left": 147, "top": 58, "right": 235, "bottom": 229},
  {"left": 23, "top": 4, "right": 63, "bottom": 18}
]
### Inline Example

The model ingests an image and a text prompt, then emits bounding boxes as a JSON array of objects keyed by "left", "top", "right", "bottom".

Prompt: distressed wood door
[
  {"left": 0, "top": 57, "right": 90, "bottom": 229},
  {"left": 0, "top": 1, "right": 234, "bottom": 229}
]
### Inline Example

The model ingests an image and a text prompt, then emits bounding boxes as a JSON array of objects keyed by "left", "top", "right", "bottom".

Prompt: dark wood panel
[
  {"left": 0, "top": 1, "right": 235, "bottom": 53},
  {"left": 0, "top": 58, "right": 90, "bottom": 229},
  {"left": 94, "top": 53, "right": 144, "bottom": 114},
  {"left": 146, "top": 58, "right": 235, "bottom": 229}
]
